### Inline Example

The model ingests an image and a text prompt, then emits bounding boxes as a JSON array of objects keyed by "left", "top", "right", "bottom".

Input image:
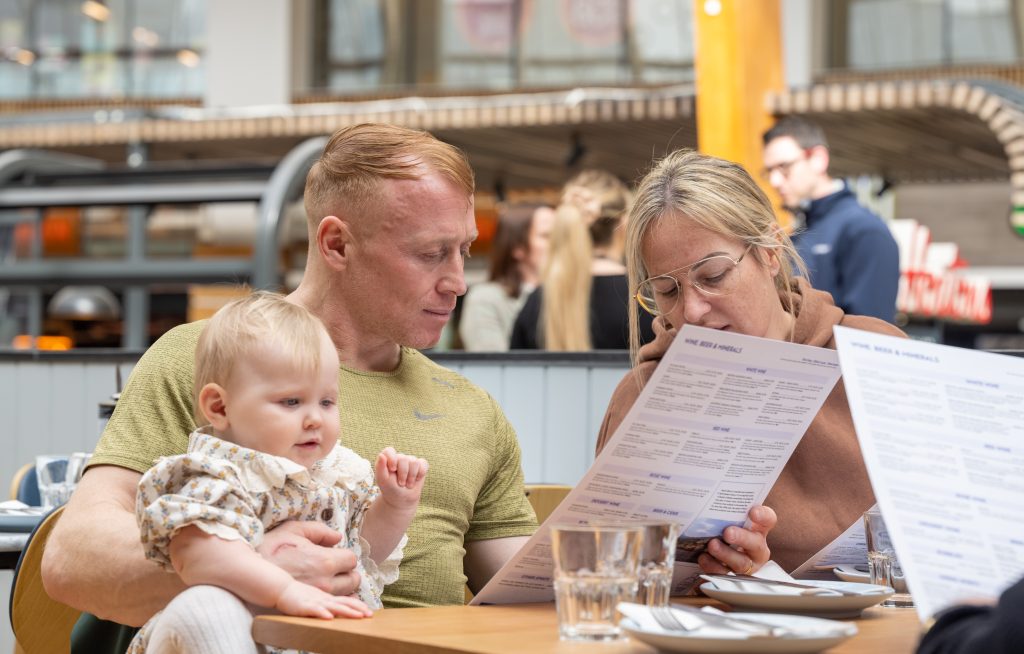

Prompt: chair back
[
  {"left": 463, "top": 484, "right": 573, "bottom": 604},
  {"left": 9, "top": 463, "right": 40, "bottom": 506},
  {"left": 9, "top": 506, "right": 82, "bottom": 654},
  {"left": 524, "top": 484, "right": 572, "bottom": 523}
]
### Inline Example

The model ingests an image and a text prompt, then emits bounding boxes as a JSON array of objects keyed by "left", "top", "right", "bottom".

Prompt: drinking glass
[
  {"left": 635, "top": 521, "right": 680, "bottom": 607},
  {"left": 863, "top": 508, "right": 914, "bottom": 608},
  {"left": 35, "top": 452, "right": 90, "bottom": 508},
  {"left": 550, "top": 524, "right": 642, "bottom": 641}
]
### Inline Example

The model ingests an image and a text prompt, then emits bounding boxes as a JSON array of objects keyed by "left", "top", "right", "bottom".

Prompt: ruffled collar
[{"left": 186, "top": 428, "right": 359, "bottom": 493}]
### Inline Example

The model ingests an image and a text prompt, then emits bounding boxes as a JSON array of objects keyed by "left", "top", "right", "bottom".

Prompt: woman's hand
[{"left": 697, "top": 505, "right": 776, "bottom": 575}]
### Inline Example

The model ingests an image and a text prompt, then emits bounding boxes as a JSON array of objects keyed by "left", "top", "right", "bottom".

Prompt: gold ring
[{"left": 742, "top": 559, "right": 755, "bottom": 575}]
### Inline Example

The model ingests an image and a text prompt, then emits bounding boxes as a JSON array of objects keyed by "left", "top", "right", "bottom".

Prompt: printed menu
[
  {"left": 791, "top": 519, "right": 868, "bottom": 581},
  {"left": 471, "top": 325, "right": 843, "bottom": 605},
  {"left": 834, "top": 327, "right": 1024, "bottom": 621}
]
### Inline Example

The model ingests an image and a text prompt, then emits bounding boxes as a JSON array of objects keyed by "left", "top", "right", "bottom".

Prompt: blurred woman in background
[
  {"left": 510, "top": 170, "right": 654, "bottom": 350},
  {"left": 459, "top": 202, "right": 554, "bottom": 351}
]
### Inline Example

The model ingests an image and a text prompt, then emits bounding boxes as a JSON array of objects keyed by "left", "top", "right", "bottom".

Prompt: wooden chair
[
  {"left": 524, "top": 484, "right": 572, "bottom": 523},
  {"left": 8, "top": 463, "right": 33, "bottom": 502},
  {"left": 464, "top": 484, "right": 573, "bottom": 603},
  {"left": 9, "top": 506, "right": 82, "bottom": 654}
]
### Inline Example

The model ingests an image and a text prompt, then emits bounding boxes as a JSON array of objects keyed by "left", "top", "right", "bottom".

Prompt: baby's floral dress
[{"left": 127, "top": 428, "right": 405, "bottom": 653}]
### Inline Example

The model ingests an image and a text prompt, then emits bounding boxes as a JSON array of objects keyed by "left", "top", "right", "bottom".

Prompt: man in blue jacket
[{"left": 762, "top": 117, "right": 900, "bottom": 322}]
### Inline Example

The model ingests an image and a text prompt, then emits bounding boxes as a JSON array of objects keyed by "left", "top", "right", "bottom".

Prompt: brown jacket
[{"left": 595, "top": 280, "right": 905, "bottom": 572}]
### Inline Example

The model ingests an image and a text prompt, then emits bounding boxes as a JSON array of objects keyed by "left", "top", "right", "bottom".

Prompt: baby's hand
[
  {"left": 276, "top": 579, "right": 372, "bottom": 620},
  {"left": 375, "top": 447, "right": 428, "bottom": 509}
]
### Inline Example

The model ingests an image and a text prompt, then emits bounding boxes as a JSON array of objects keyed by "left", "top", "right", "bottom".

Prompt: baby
[{"left": 128, "top": 291, "right": 427, "bottom": 653}]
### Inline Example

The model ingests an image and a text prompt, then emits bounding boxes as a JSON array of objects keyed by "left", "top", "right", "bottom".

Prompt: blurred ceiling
[{"left": 1, "top": 79, "right": 1021, "bottom": 195}]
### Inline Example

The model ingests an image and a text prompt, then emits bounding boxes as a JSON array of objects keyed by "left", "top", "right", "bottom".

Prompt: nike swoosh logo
[{"left": 413, "top": 409, "right": 444, "bottom": 421}]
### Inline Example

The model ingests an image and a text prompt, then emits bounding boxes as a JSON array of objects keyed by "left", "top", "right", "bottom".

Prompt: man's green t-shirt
[{"left": 83, "top": 321, "right": 536, "bottom": 642}]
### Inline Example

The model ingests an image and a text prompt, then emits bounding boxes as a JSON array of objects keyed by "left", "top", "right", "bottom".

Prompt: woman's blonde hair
[
  {"left": 540, "top": 204, "right": 593, "bottom": 351},
  {"left": 625, "top": 149, "right": 807, "bottom": 363},
  {"left": 193, "top": 290, "right": 331, "bottom": 423},
  {"left": 562, "top": 169, "right": 632, "bottom": 246}
]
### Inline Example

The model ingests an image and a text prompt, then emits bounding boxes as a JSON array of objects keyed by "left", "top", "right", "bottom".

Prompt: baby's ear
[{"left": 198, "top": 383, "right": 230, "bottom": 431}]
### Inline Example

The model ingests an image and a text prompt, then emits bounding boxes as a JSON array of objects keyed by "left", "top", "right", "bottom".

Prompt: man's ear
[
  {"left": 807, "top": 145, "right": 830, "bottom": 176},
  {"left": 198, "top": 383, "right": 230, "bottom": 432},
  {"left": 317, "top": 215, "right": 353, "bottom": 271}
]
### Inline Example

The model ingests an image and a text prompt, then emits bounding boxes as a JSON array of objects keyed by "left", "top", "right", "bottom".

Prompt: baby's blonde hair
[{"left": 193, "top": 290, "right": 332, "bottom": 423}]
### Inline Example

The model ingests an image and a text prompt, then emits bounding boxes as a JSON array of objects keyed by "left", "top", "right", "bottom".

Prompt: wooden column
[{"left": 694, "top": 0, "right": 784, "bottom": 207}]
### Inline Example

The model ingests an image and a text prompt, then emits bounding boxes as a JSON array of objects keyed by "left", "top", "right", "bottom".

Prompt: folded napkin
[
  {"left": 701, "top": 575, "right": 844, "bottom": 597},
  {"left": 617, "top": 602, "right": 855, "bottom": 640},
  {"left": 700, "top": 561, "right": 890, "bottom": 597},
  {"left": 0, "top": 501, "right": 46, "bottom": 516},
  {"left": 617, "top": 602, "right": 759, "bottom": 640},
  {"left": 747, "top": 560, "right": 792, "bottom": 581}
]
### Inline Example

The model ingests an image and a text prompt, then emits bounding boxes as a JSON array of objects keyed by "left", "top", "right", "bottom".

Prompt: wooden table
[{"left": 253, "top": 600, "right": 923, "bottom": 654}]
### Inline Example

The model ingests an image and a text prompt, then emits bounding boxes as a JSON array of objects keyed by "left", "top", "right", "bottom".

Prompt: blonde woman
[
  {"left": 596, "top": 149, "right": 905, "bottom": 575},
  {"left": 459, "top": 203, "right": 554, "bottom": 351},
  {"left": 510, "top": 175, "right": 655, "bottom": 350}
]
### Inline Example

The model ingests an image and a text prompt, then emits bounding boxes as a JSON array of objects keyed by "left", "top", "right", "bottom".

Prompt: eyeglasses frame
[
  {"left": 634, "top": 244, "right": 754, "bottom": 316},
  {"left": 761, "top": 147, "right": 814, "bottom": 180}
]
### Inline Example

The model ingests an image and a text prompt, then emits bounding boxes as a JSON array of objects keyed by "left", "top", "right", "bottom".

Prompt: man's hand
[
  {"left": 698, "top": 505, "right": 777, "bottom": 575},
  {"left": 258, "top": 521, "right": 361, "bottom": 596},
  {"left": 275, "top": 580, "right": 373, "bottom": 620},
  {"left": 374, "top": 447, "right": 428, "bottom": 510}
]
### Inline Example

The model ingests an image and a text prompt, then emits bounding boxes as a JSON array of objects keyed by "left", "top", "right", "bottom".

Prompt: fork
[{"left": 650, "top": 605, "right": 778, "bottom": 637}]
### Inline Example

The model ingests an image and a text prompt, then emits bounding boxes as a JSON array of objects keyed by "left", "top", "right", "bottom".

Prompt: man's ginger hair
[{"left": 303, "top": 123, "right": 475, "bottom": 233}]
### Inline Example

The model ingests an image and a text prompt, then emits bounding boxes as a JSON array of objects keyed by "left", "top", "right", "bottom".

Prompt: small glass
[
  {"left": 863, "top": 508, "right": 914, "bottom": 608},
  {"left": 636, "top": 521, "right": 680, "bottom": 607},
  {"left": 550, "top": 524, "right": 642, "bottom": 641},
  {"left": 35, "top": 452, "right": 90, "bottom": 508}
]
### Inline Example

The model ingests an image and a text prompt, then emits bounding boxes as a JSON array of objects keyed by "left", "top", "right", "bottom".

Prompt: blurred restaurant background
[
  {"left": 1, "top": 0, "right": 1023, "bottom": 353},
  {"left": 2, "top": 0, "right": 1024, "bottom": 352},
  {"left": 3, "top": 2, "right": 1024, "bottom": 650}
]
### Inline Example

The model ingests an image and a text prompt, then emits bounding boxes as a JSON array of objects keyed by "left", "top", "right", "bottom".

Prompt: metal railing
[{"left": 0, "top": 137, "right": 326, "bottom": 349}]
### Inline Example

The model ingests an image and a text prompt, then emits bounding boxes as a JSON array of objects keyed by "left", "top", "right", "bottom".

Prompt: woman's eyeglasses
[{"left": 634, "top": 245, "right": 753, "bottom": 316}]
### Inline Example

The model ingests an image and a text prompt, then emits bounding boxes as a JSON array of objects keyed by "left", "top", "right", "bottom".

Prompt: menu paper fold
[
  {"left": 470, "top": 325, "right": 843, "bottom": 605},
  {"left": 833, "top": 326, "right": 1024, "bottom": 621},
  {"left": 790, "top": 518, "right": 868, "bottom": 582}
]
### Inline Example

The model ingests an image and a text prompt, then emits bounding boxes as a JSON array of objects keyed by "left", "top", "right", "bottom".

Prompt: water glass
[
  {"left": 636, "top": 521, "right": 680, "bottom": 607},
  {"left": 863, "top": 508, "right": 914, "bottom": 608},
  {"left": 550, "top": 524, "right": 642, "bottom": 641},
  {"left": 35, "top": 452, "right": 90, "bottom": 508}
]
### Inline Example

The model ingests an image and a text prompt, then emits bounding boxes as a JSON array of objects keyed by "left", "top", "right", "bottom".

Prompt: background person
[
  {"left": 510, "top": 172, "right": 654, "bottom": 350},
  {"left": 129, "top": 292, "right": 427, "bottom": 653},
  {"left": 43, "top": 124, "right": 538, "bottom": 652},
  {"left": 560, "top": 168, "right": 631, "bottom": 264},
  {"left": 597, "top": 149, "right": 905, "bottom": 574},
  {"left": 459, "top": 202, "right": 554, "bottom": 351},
  {"left": 762, "top": 116, "right": 900, "bottom": 323}
]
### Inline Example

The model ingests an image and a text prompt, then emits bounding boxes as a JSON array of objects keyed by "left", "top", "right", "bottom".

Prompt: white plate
[
  {"left": 700, "top": 579, "right": 893, "bottom": 618},
  {"left": 833, "top": 564, "right": 870, "bottom": 584},
  {"left": 621, "top": 613, "right": 857, "bottom": 653}
]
